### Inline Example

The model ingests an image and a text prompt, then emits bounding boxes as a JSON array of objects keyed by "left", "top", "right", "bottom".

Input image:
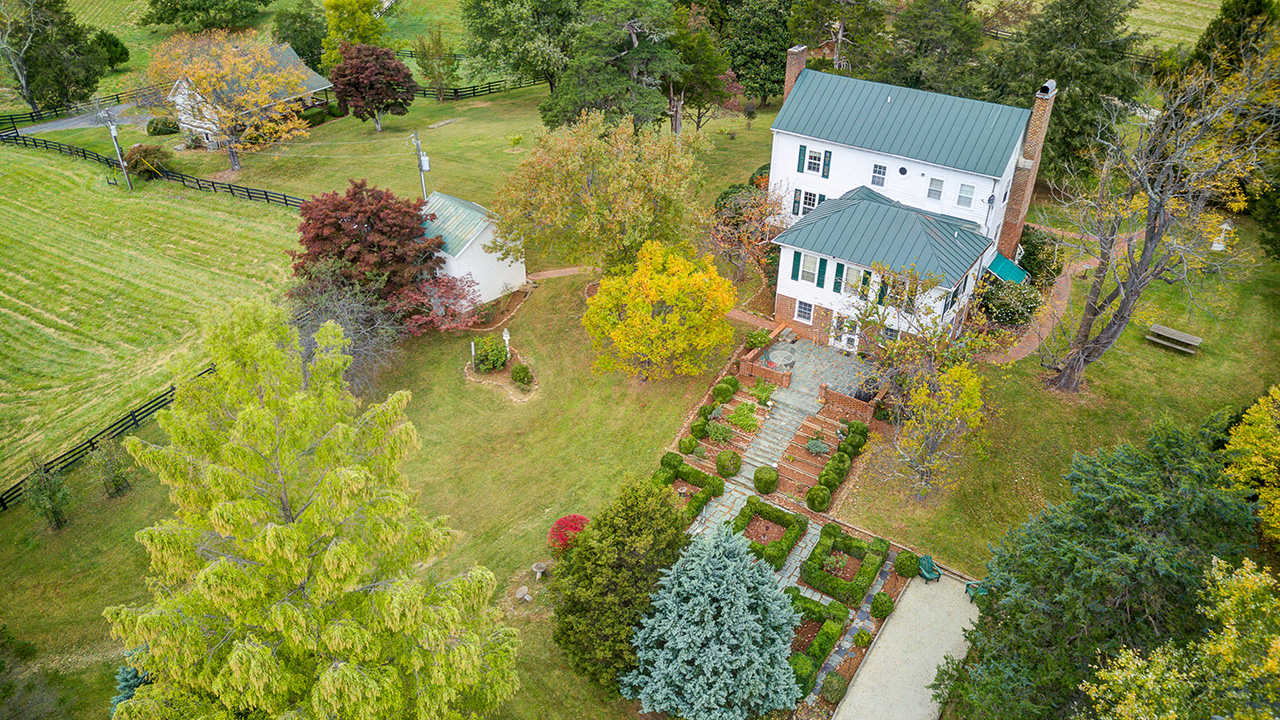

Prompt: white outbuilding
[{"left": 423, "top": 192, "right": 526, "bottom": 305}]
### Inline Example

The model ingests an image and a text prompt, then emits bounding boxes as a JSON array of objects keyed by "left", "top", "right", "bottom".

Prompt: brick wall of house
[
  {"left": 774, "top": 293, "right": 832, "bottom": 344},
  {"left": 999, "top": 81, "right": 1057, "bottom": 259}
]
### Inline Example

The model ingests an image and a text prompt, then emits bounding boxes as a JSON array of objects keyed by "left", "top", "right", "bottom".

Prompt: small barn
[{"left": 423, "top": 192, "right": 527, "bottom": 305}]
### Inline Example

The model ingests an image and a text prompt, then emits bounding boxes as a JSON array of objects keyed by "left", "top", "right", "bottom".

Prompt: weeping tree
[{"left": 1039, "top": 32, "right": 1280, "bottom": 392}]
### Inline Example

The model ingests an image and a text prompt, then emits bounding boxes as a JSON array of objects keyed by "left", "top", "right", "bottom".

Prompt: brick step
[
  {"left": 697, "top": 435, "right": 751, "bottom": 456},
  {"left": 782, "top": 438, "right": 832, "bottom": 469},
  {"left": 778, "top": 456, "right": 821, "bottom": 483},
  {"left": 798, "top": 417, "right": 845, "bottom": 440}
]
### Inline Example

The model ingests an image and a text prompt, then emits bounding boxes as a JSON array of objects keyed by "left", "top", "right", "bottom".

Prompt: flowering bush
[{"left": 547, "top": 514, "right": 589, "bottom": 557}]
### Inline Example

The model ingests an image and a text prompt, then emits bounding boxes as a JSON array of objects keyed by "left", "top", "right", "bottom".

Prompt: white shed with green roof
[{"left": 423, "top": 192, "right": 526, "bottom": 305}]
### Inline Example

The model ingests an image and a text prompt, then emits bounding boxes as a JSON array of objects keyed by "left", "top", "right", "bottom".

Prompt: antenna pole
[{"left": 411, "top": 129, "right": 429, "bottom": 202}]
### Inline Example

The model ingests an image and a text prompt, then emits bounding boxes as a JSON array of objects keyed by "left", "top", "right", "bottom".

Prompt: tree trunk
[
  {"left": 668, "top": 87, "right": 684, "bottom": 135},
  {"left": 374, "top": 112, "right": 383, "bottom": 132},
  {"left": 759, "top": 94, "right": 768, "bottom": 108},
  {"left": 227, "top": 141, "right": 241, "bottom": 171},
  {"left": 833, "top": 22, "right": 845, "bottom": 71}
]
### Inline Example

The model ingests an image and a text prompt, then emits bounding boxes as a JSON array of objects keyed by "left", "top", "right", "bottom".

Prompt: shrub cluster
[
  {"left": 749, "top": 162, "right": 770, "bottom": 188},
  {"left": 547, "top": 514, "right": 589, "bottom": 557},
  {"left": 745, "top": 329, "right": 771, "bottom": 349},
  {"left": 789, "top": 652, "right": 817, "bottom": 696},
  {"left": 870, "top": 591, "right": 895, "bottom": 619},
  {"left": 800, "top": 524, "right": 885, "bottom": 604},
  {"left": 820, "top": 673, "right": 849, "bottom": 704},
  {"left": 661, "top": 452, "right": 683, "bottom": 470},
  {"left": 146, "top": 117, "right": 179, "bottom": 136},
  {"left": 893, "top": 550, "right": 919, "bottom": 578},
  {"left": 852, "top": 628, "right": 871, "bottom": 647},
  {"left": 707, "top": 421, "right": 734, "bottom": 443},
  {"left": 808, "top": 619, "right": 843, "bottom": 665},
  {"left": 652, "top": 462, "right": 724, "bottom": 522},
  {"left": 716, "top": 449, "right": 742, "bottom": 478},
  {"left": 727, "top": 402, "right": 759, "bottom": 432},
  {"left": 1019, "top": 226, "right": 1064, "bottom": 288},
  {"left": 301, "top": 106, "right": 329, "bottom": 127},
  {"left": 123, "top": 144, "right": 174, "bottom": 179},
  {"left": 731, "top": 496, "right": 808, "bottom": 570},
  {"left": 806, "top": 485, "right": 831, "bottom": 512},
  {"left": 698, "top": 403, "right": 718, "bottom": 420},
  {"left": 473, "top": 334, "right": 508, "bottom": 372},
  {"left": 678, "top": 436, "right": 698, "bottom": 454},
  {"left": 511, "top": 363, "right": 534, "bottom": 389},
  {"left": 981, "top": 279, "right": 1042, "bottom": 327},
  {"left": 784, "top": 586, "right": 850, "bottom": 625},
  {"left": 753, "top": 465, "right": 779, "bottom": 494},
  {"left": 750, "top": 377, "right": 776, "bottom": 405},
  {"left": 690, "top": 419, "right": 708, "bottom": 439},
  {"left": 838, "top": 420, "right": 869, "bottom": 457}
]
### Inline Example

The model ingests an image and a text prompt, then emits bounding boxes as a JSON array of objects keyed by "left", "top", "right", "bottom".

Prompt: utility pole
[
  {"left": 409, "top": 129, "right": 429, "bottom": 202},
  {"left": 108, "top": 120, "right": 134, "bottom": 191}
]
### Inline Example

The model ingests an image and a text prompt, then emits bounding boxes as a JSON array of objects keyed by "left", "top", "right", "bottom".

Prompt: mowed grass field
[{"left": 0, "top": 146, "right": 299, "bottom": 485}]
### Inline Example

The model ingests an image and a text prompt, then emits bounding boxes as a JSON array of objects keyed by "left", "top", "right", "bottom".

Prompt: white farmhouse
[
  {"left": 768, "top": 46, "right": 1055, "bottom": 348},
  {"left": 423, "top": 192, "right": 526, "bottom": 305}
]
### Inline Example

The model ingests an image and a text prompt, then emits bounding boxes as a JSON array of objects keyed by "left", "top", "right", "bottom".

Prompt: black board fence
[
  {"left": 0, "top": 365, "right": 217, "bottom": 512},
  {"left": 410, "top": 75, "right": 545, "bottom": 101}
]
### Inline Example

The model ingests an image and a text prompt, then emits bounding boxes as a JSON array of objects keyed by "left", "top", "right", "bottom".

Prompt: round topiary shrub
[
  {"left": 678, "top": 436, "right": 698, "bottom": 454},
  {"left": 690, "top": 419, "right": 709, "bottom": 440},
  {"left": 852, "top": 628, "right": 871, "bottom": 647},
  {"left": 711, "top": 382, "right": 734, "bottom": 403},
  {"left": 845, "top": 420, "right": 869, "bottom": 439},
  {"left": 894, "top": 550, "right": 919, "bottom": 578},
  {"left": 547, "top": 514, "right": 589, "bottom": 558},
  {"left": 870, "top": 591, "right": 894, "bottom": 618},
  {"left": 661, "top": 451, "right": 683, "bottom": 470},
  {"left": 716, "top": 450, "right": 742, "bottom": 478},
  {"left": 753, "top": 465, "right": 779, "bottom": 494},
  {"left": 820, "top": 673, "right": 849, "bottom": 704},
  {"left": 146, "top": 117, "right": 179, "bottom": 136},
  {"left": 806, "top": 485, "right": 831, "bottom": 512},
  {"left": 511, "top": 363, "right": 534, "bottom": 388},
  {"left": 980, "top": 278, "right": 1043, "bottom": 326},
  {"left": 722, "top": 375, "right": 740, "bottom": 393},
  {"left": 698, "top": 403, "right": 717, "bottom": 420}
]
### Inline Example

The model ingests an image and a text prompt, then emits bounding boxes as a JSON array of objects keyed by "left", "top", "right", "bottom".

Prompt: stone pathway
[
  {"left": 777, "top": 333, "right": 877, "bottom": 397},
  {"left": 740, "top": 393, "right": 815, "bottom": 483},
  {"left": 687, "top": 483, "right": 750, "bottom": 535},
  {"left": 804, "top": 550, "right": 899, "bottom": 706}
]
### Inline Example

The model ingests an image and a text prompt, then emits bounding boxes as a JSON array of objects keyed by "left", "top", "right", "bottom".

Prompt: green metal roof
[
  {"left": 771, "top": 187, "right": 990, "bottom": 286},
  {"left": 987, "top": 253, "right": 1028, "bottom": 283},
  {"left": 772, "top": 71, "right": 1032, "bottom": 178},
  {"left": 423, "top": 192, "right": 492, "bottom": 256},
  {"left": 267, "top": 44, "right": 332, "bottom": 97}
]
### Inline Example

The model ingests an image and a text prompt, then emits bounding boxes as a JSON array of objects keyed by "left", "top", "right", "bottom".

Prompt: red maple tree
[
  {"left": 389, "top": 274, "right": 483, "bottom": 334},
  {"left": 329, "top": 42, "right": 421, "bottom": 131},
  {"left": 292, "top": 179, "right": 444, "bottom": 300}
]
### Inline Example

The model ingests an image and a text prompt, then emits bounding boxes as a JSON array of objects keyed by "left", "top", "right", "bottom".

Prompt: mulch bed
[
  {"left": 824, "top": 551, "right": 863, "bottom": 583},
  {"left": 743, "top": 515, "right": 786, "bottom": 545},
  {"left": 671, "top": 479, "right": 700, "bottom": 505},
  {"left": 584, "top": 280, "right": 599, "bottom": 299},
  {"left": 880, "top": 568, "right": 909, "bottom": 601},
  {"left": 791, "top": 619, "right": 822, "bottom": 654},
  {"left": 472, "top": 289, "right": 530, "bottom": 331}
]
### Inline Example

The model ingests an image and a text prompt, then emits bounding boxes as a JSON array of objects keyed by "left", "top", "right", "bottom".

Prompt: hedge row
[
  {"left": 790, "top": 652, "right": 816, "bottom": 697},
  {"left": 731, "top": 495, "right": 808, "bottom": 570},
  {"left": 808, "top": 619, "right": 843, "bottom": 666},
  {"left": 785, "top": 586, "right": 850, "bottom": 625},
  {"left": 800, "top": 523, "right": 887, "bottom": 605},
  {"left": 652, "top": 460, "right": 725, "bottom": 523}
]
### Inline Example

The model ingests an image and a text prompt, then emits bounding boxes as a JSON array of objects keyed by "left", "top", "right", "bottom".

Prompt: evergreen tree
[
  {"left": 665, "top": 6, "right": 734, "bottom": 133},
  {"left": 551, "top": 477, "right": 690, "bottom": 689},
  {"left": 983, "top": 0, "right": 1146, "bottom": 176},
  {"left": 272, "top": 0, "right": 326, "bottom": 71},
  {"left": 931, "top": 417, "right": 1256, "bottom": 720},
  {"left": 91, "top": 29, "right": 129, "bottom": 71},
  {"left": 881, "top": 0, "right": 983, "bottom": 96},
  {"left": 141, "top": 0, "right": 271, "bottom": 29},
  {"left": 105, "top": 299, "right": 520, "bottom": 720},
  {"left": 1189, "top": 0, "right": 1278, "bottom": 73},
  {"left": 539, "top": 0, "right": 686, "bottom": 128},
  {"left": 724, "top": 0, "right": 792, "bottom": 106},
  {"left": 788, "top": 0, "right": 888, "bottom": 76},
  {"left": 621, "top": 526, "right": 801, "bottom": 720},
  {"left": 19, "top": 0, "right": 105, "bottom": 109}
]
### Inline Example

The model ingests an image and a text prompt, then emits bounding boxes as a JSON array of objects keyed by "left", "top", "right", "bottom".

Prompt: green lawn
[
  {"left": 836, "top": 221, "right": 1280, "bottom": 577},
  {"left": 1128, "top": 0, "right": 1221, "bottom": 47},
  {"left": 0, "top": 146, "right": 299, "bottom": 485}
]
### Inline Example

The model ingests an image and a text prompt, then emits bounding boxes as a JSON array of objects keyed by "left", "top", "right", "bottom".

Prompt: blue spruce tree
[{"left": 621, "top": 525, "right": 801, "bottom": 720}]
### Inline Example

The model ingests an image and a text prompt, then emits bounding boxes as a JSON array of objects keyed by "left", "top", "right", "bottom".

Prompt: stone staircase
[{"left": 740, "top": 388, "right": 820, "bottom": 484}]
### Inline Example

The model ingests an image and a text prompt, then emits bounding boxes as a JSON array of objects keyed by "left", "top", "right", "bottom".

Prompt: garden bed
[
  {"left": 800, "top": 523, "right": 889, "bottom": 605},
  {"left": 743, "top": 515, "right": 787, "bottom": 546},
  {"left": 791, "top": 619, "right": 823, "bottom": 654},
  {"left": 732, "top": 496, "right": 808, "bottom": 570},
  {"left": 652, "top": 459, "right": 726, "bottom": 525}
]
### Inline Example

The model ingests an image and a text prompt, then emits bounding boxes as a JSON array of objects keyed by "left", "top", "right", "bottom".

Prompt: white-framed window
[
  {"left": 928, "top": 178, "right": 944, "bottom": 201},
  {"left": 957, "top": 183, "right": 975, "bottom": 208},
  {"left": 795, "top": 300, "right": 814, "bottom": 323},
  {"left": 872, "top": 164, "right": 887, "bottom": 187},
  {"left": 806, "top": 150, "right": 822, "bottom": 173},
  {"left": 802, "top": 191, "right": 818, "bottom": 215},
  {"left": 799, "top": 254, "right": 818, "bottom": 283}
]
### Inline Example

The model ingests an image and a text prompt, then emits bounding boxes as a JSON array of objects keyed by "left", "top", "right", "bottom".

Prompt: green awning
[{"left": 988, "top": 253, "right": 1028, "bottom": 284}]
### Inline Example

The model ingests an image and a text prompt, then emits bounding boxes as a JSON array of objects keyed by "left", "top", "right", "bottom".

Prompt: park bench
[
  {"left": 918, "top": 555, "right": 941, "bottom": 583},
  {"left": 1145, "top": 323, "right": 1202, "bottom": 354}
]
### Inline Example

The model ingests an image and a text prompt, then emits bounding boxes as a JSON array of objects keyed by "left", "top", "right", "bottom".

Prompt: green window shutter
[
  {"left": 817, "top": 193, "right": 826, "bottom": 206},
  {"left": 861, "top": 271, "right": 871, "bottom": 297},
  {"left": 791, "top": 251, "right": 801, "bottom": 281},
  {"left": 797, "top": 144, "right": 807, "bottom": 173},
  {"left": 876, "top": 279, "right": 888, "bottom": 305},
  {"left": 792, "top": 189, "right": 802, "bottom": 215},
  {"left": 817, "top": 258, "right": 827, "bottom": 288},
  {"left": 822, "top": 150, "right": 832, "bottom": 178},
  {"left": 833, "top": 263, "right": 844, "bottom": 293}
]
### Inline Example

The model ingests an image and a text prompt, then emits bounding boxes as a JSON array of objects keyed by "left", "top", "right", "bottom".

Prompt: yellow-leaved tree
[
  {"left": 1226, "top": 385, "right": 1280, "bottom": 543},
  {"left": 104, "top": 299, "right": 519, "bottom": 720},
  {"left": 583, "top": 241, "right": 734, "bottom": 380},
  {"left": 148, "top": 30, "right": 311, "bottom": 171},
  {"left": 893, "top": 362, "right": 985, "bottom": 494}
]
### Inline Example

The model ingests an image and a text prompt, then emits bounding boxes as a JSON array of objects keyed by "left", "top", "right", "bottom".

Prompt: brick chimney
[
  {"left": 998, "top": 80, "right": 1057, "bottom": 260},
  {"left": 783, "top": 45, "right": 808, "bottom": 103}
]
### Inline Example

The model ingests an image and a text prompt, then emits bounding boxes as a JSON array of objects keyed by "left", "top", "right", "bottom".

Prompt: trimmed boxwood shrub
[
  {"left": 753, "top": 465, "right": 778, "bottom": 494},
  {"left": 711, "top": 382, "right": 734, "bottom": 403},
  {"left": 327, "top": 101, "right": 347, "bottom": 117},
  {"left": 698, "top": 403, "right": 718, "bottom": 420},
  {"left": 661, "top": 452, "right": 683, "bottom": 470},
  {"left": 146, "top": 117, "right": 179, "bottom": 136},
  {"left": 870, "top": 591, "right": 894, "bottom": 619},
  {"left": 820, "top": 673, "right": 849, "bottom": 704},
  {"left": 790, "top": 652, "right": 817, "bottom": 696},
  {"left": 844, "top": 420, "right": 869, "bottom": 440},
  {"left": 745, "top": 329, "right": 771, "bottom": 349},
  {"left": 869, "top": 537, "right": 891, "bottom": 556},
  {"left": 853, "top": 555, "right": 884, "bottom": 591},
  {"left": 301, "top": 106, "right": 328, "bottom": 127},
  {"left": 678, "top": 436, "right": 698, "bottom": 454},
  {"left": 716, "top": 450, "right": 742, "bottom": 478},
  {"left": 852, "top": 628, "right": 871, "bottom": 647},
  {"left": 722, "top": 375, "right": 740, "bottom": 393},
  {"left": 838, "top": 435, "right": 866, "bottom": 458},
  {"left": 662, "top": 463, "right": 725, "bottom": 522},
  {"left": 801, "top": 525, "right": 876, "bottom": 604},
  {"left": 732, "top": 496, "right": 808, "bottom": 570},
  {"left": 652, "top": 466, "right": 676, "bottom": 485},
  {"left": 894, "top": 550, "right": 919, "bottom": 578},
  {"left": 808, "top": 619, "right": 842, "bottom": 664},
  {"left": 806, "top": 485, "right": 831, "bottom": 512},
  {"left": 690, "top": 419, "right": 709, "bottom": 439},
  {"left": 785, "top": 586, "right": 849, "bottom": 624}
]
